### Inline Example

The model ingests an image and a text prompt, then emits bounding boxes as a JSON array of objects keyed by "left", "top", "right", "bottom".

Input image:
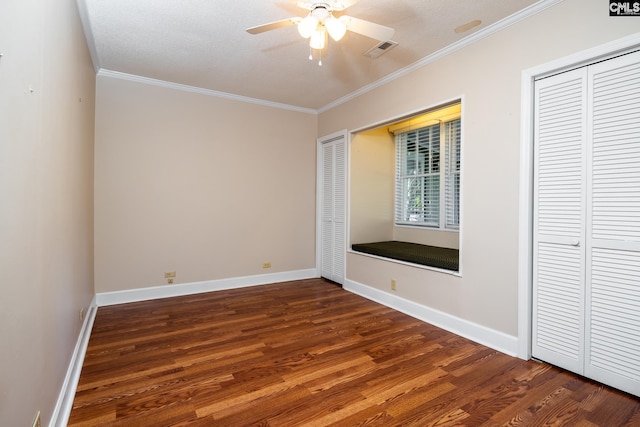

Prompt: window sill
[{"left": 394, "top": 223, "right": 460, "bottom": 233}]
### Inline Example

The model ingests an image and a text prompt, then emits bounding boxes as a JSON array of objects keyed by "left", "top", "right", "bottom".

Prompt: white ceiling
[{"left": 77, "top": 0, "right": 549, "bottom": 112}]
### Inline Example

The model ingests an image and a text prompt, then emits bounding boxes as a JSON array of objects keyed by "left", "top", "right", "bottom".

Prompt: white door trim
[{"left": 518, "top": 33, "right": 640, "bottom": 360}]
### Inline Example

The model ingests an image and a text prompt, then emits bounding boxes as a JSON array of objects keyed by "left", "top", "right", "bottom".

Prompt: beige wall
[
  {"left": 349, "top": 128, "right": 395, "bottom": 244},
  {"left": 94, "top": 76, "right": 318, "bottom": 293},
  {"left": 319, "top": 0, "right": 640, "bottom": 336},
  {"left": 0, "top": 0, "right": 96, "bottom": 425}
]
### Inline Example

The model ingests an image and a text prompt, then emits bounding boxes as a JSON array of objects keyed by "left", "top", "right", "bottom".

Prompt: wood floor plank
[{"left": 69, "top": 278, "right": 640, "bottom": 426}]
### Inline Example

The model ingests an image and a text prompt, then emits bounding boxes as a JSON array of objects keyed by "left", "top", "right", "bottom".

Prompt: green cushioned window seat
[{"left": 351, "top": 240, "right": 459, "bottom": 272}]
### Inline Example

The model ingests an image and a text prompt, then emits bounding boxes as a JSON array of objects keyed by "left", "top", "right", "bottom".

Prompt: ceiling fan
[{"left": 246, "top": 0, "right": 395, "bottom": 65}]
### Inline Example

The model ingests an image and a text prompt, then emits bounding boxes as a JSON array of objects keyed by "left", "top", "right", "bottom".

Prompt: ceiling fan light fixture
[
  {"left": 298, "top": 15, "right": 319, "bottom": 38},
  {"left": 325, "top": 15, "right": 346, "bottom": 41},
  {"left": 309, "top": 28, "right": 326, "bottom": 49},
  {"left": 247, "top": 1, "right": 396, "bottom": 65}
]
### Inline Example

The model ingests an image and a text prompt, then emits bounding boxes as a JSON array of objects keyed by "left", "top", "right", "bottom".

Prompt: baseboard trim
[
  {"left": 95, "top": 269, "right": 318, "bottom": 306},
  {"left": 344, "top": 279, "right": 519, "bottom": 357},
  {"left": 50, "top": 296, "right": 98, "bottom": 427}
]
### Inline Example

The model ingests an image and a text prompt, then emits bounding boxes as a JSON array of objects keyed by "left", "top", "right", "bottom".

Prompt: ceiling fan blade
[
  {"left": 246, "top": 18, "right": 301, "bottom": 35},
  {"left": 331, "top": 0, "right": 358, "bottom": 11},
  {"left": 340, "top": 16, "right": 394, "bottom": 41},
  {"left": 296, "top": 1, "right": 314, "bottom": 11}
]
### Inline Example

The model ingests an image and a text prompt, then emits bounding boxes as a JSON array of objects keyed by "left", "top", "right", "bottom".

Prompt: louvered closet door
[
  {"left": 533, "top": 67, "right": 588, "bottom": 374},
  {"left": 320, "top": 132, "right": 346, "bottom": 284},
  {"left": 585, "top": 52, "right": 640, "bottom": 396},
  {"left": 533, "top": 50, "right": 640, "bottom": 398}
]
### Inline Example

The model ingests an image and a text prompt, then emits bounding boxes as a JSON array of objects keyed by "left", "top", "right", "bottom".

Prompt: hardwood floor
[{"left": 69, "top": 278, "right": 640, "bottom": 426}]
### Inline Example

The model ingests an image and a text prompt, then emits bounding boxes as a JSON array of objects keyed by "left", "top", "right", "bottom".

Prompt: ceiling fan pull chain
[{"left": 309, "top": 46, "right": 323, "bottom": 66}]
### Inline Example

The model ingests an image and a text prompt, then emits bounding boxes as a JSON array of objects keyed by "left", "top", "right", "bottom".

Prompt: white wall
[
  {"left": 319, "top": 0, "right": 640, "bottom": 338},
  {"left": 0, "top": 0, "right": 96, "bottom": 425},
  {"left": 94, "top": 76, "right": 318, "bottom": 293}
]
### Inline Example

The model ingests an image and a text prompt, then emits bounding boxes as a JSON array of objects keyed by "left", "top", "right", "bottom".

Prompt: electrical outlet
[
  {"left": 262, "top": 262, "right": 271, "bottom": 268},
  {"left": 164, "top": 271, "right": 176, "bottom": 284},
  {"left": 391, "top": 279, "right": 397, "bottom": 291},
  {"left": 32, "top": 411, "right": 41, "bottom": 427}
]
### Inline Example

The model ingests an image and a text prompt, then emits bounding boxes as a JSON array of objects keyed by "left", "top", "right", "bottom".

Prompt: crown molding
[
  {"left": 317, "top": 0, "right": 565, "bottom": 113},
  {"left": 93, "top": 0, "right": 563, "bottom": 116},
  {"left": 76, "top": 0, "right": 100, "bottom": 72},
  {"left": 97, "top": 69, "right": 318, "bottom": 115}
]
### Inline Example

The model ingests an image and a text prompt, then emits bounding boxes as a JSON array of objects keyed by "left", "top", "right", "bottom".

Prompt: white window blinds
[
  {"left": 395, "top": 125, "right": 440, "bottom": 226},
  {"left": 395, "top": 116, "right": 461, "bottom": 229},
  {"left": 445, "top": 119, "right": 461, "bottom": 230}
]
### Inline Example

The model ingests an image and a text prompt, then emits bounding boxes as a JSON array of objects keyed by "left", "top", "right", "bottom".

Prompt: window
[{"left": 394, "top": 109, "right": 461, "bottom": 229}]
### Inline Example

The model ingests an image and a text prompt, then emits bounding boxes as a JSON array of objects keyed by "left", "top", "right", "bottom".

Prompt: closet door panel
[
  {"left": 319, "top": 132, "right": 346, "bottom": 284},
  {"left": 588, "top": 248, "right": 640, "bottom": 396},
  {"left": 321, "top": 142, "right": 335, "bottom": 280},
  {"left": 590, "top": 52, "right": 640, "bottom": 242},
  {"left": 534, "top": 242, "right": 583, "bottom": 364},
  {"left": 333, "top": 140, "right": 346, "bottom": 283},
  {"left": 586, "top": 51, "right": 640, "bottom": 396},
  {"left": 532, "top": 68, "right": 588, "bottom": 373}
]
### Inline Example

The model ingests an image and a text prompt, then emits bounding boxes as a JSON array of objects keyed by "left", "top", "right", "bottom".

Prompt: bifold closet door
[
  {"left": 533, "top": 50, "right": 640, "bottom": 397},
  {"left": 319, "top": 132, "right": 346, "bottom": 284},
  {"left": 585, "top": 52, "right": 640, "bottom": 396},
  {"left": 532, "top": 67, "right": 588, "bottom": 375}
]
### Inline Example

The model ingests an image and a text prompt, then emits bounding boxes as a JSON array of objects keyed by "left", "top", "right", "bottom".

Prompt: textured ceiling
[{"left": 77, "top": 0, "right": 549, "bottom": 111}]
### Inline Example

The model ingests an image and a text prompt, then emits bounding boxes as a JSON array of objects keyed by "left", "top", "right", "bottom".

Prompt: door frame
[{"left": 517, "top": 33, "right": 640, "bottom": 360}]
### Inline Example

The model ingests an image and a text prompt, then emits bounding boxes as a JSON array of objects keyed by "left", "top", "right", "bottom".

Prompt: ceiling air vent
[{"left": 364, "top": 40, "right": 398, "bottom": 59}]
